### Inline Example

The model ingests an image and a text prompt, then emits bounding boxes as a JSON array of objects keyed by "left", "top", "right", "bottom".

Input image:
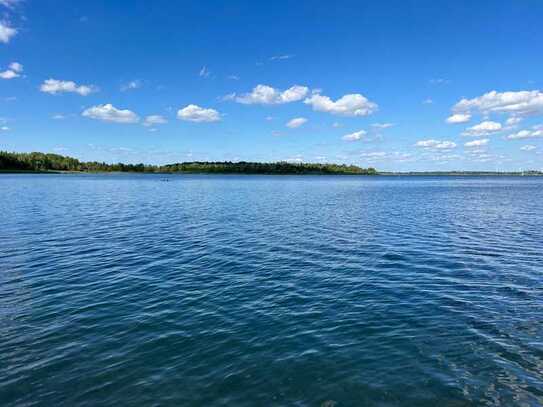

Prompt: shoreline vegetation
[
  {"left": 0, "top": 151, "right": 376, "bottom": 175},
  {"left": 1, "top": 151, "right": 541, "bottom": 176}
]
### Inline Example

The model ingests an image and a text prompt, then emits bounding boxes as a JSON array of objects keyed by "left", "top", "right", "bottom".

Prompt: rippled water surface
[{"left": 1, "top": 174, "right": 542, "bottom": 406}]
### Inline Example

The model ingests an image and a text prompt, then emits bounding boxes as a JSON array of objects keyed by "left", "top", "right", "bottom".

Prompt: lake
[{"left": 1, "top": 174, "right": 542, "bottom": 406}]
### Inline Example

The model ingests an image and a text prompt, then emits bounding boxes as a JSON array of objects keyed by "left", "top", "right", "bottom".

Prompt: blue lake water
[{"left": 1, "top": 174, "right": 542, "bottom": 406}]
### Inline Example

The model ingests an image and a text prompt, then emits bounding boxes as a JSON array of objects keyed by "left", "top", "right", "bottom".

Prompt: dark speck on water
[{"left": 1, "top": 174, "right": 542, "bottom": 406}]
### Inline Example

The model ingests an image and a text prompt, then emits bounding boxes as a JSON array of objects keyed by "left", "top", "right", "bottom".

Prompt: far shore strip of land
[{"left": 1, "top": 151, "right": 541, "bottom": 176}]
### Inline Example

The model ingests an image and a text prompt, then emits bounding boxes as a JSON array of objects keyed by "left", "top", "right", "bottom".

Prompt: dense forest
[{"left": 0, "top": 151, "right": 378, "bottom": 175}]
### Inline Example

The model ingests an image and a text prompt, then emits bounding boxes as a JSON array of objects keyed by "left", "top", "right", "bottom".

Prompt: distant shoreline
[
  {"left": 1, "top": 151, "right": 542, "bottom": 176},
  {"left": 1, "top": 170, "right": 542, "bottom": 177},
  {"left": 1, "top": 151, "right": 376, "bottom": 175},
  {"left": 380, "top": 171, "right": 543, "bottom": 176}
]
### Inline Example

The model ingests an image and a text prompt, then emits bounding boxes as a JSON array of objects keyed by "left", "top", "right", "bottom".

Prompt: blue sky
[{"left": 1, "top": 0, "right": 543, "bottom": 171}]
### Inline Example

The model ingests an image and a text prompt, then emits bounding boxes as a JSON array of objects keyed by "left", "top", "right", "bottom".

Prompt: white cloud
[
  {"left": 0, "top": 69, "right": 17, "bottom": 79},
  {"left": 82, "top": 104, "right": 139, "bottom": 124},
  {"left": 286, "top": 117, "right": 307, "bottom": 128},
  {"left": 0, "top": 21, "right": 16, "bottom": 43},
  {"left": 360, "top": 151, "right": 386, "bottom": 158},
  {"left": 229, "top": 84, "right": 309, "bottom": 105},
  {"left": 446, "top": 113, "right": 471, "bottom": 124},
  {"left": 415, "top": 139, "right": 457, "bottom": 150},
  {"left": 285, "top": 155, "right": 303, "bottom": 163},
  {"left": 40, "top": 79, "right": 97, "bottom": 96},
  {"left": 332, "top": 122, "right": 342, "bottom": 128},
  {"left": 1, "top": 125, "right": 9, "bottom": 131},
  {"left": 422, "top": 98, "right": 433, "bottom": 105},
  {"left": 199, "top": 66, "right": 210, "bottom": 78},
  {"left": 506, "top": 117, "right": 522, "bottom": 126},
  {"left": 452, "top": 90, "right": 543, "bottom": 118},
  {"left": 372, "top": 123, "right": 394, "bottom": 129},
  {"left": 464, "top": 139, "right": 489, "bottom": 148},
  {"left": 143, "top": 115, "right": 167, "bottom": 127},
  {"left": 177, "top": 104, "right": 220, "bottom": 122},
  {"left": 520, "top": 145, "right": 536, "bottom": 151},
  {"left": 462, "top": 121, "right": 502, "bottom": 137},
  {"left": 120, "top": 80, "right": 141, "bottom": 91},
  {"left": 342, "top": 130, "right": 366, "bottom": 141},
  {"left": 506, "top": 126, "right": 543, "bottom": 140},
  {"left": 9, "top": 61, "right": 22, "bottom": 72},
  {"left": 430, "top": 153, "right": 463, "bottom": 163},
  {"left": 0, "top": 61, "right": 22, "bottom": 79},
  {"left": 227, "top": 75, "right": 239, "bottom": 80},
  {"left": 52, "top": 114, "right": 66, "bottom": 120},
  {"left": 304, "top": 92, "right": 377, "bottom": 116}
]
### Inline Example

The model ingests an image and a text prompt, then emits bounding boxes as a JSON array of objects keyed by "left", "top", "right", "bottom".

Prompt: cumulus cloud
[
  {"left": 415, "top": 139, "right": 457, "bottom": 150},
  {"left": 0, "top": 21, "right": 16, "bottom": 43},
  {"left": 342, "top": 130, "right": 366, "bottom": 141},
  {"left": 446, "top": 113, "right": 471, "bottom": 124},
  {"left": 464, "top": 139, "right": 489, "bottom": 148},
  {"left": 462, "top": 121, "right": 502, "bottom": 137},
  {"left": 452, "top": 90, "right": 543, "bottom": 118},
  {"left": 82, "top": 104, "right": 139, "bottom": 123},
  {"left": 40, "top": 79, "right": 97, "bottom": 96},
  {"left": 506, "top": 126, "right": 543, "bottom": 140},
  {"left": 520, "top": 145, "right": 536, "bottom": 151},
  {"left": 286, "top": 117, "right": 307, "bottom": 128},
  {"left": 177, "top": 104, "right": 220, "bottom": 122},
  {"left": 0, "top": 61, "right": 22, "bottom": 79},
  {"left": 228, "top": 84, "right": 309, "bottom": 105},
  {"left": 9, "top": 61, "right": 21, "bottom": 71},
  {"left": 143, "top": 115, "right": 167, "bottom": 127},
  {"left": 304, "top": 92, "right": 377, "bottom": 117},
  {"left": 0, "top": 70, "right": 16, "bottom": 79}
]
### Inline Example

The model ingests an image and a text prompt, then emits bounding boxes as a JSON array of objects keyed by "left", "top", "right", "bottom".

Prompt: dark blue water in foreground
[{"left": 1, "top": 174, "right": 542, "bottom": 406}]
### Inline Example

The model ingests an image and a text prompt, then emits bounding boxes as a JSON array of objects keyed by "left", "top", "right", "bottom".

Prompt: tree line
[{"left": 0, "top": 151, "right": 378, "bottom": 175}]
